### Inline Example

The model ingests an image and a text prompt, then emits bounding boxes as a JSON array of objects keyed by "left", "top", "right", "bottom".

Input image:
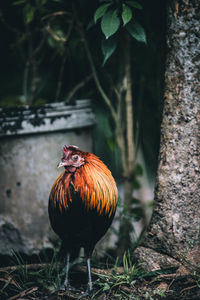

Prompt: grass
[
  {"left": 93, "top": 251, "right": 167, "bottom": 299},
  {"left": 0, "top": 250, "right": 62, "bottom": 299},
  {"left": 94, "top": 252, "right": 142, "bottom": 291},
  {"left": 0, "top": 250, "right": 199, "bottom": 299},
  {"left": 93, "top": 251, "right": 200, "bottom": 299}
]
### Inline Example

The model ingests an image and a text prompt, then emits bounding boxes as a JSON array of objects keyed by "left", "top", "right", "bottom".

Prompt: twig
[
  {"left": 124, "top": 33, "right": 135, "bottom": 175},
  {"left": 73, "top": 9, "right": 117, "bottom": 122},
  {"left": 55, "top": 20, "right": 74, "bottom": 100},
  {"left": 158, "top": 273, "right": 188, "bottom": 280},
  {"left": 0, "top": 263, "right": 51, "bottom": 273},
  {"left": 45, "top": 25, "right": 66, "bottom": 42},
  {"left": 180, "top": 284, "right": 197, "bottom": 294},
  {"left": 33, "top": 37, "right": 46, "bottom": 56},
  {"left": 82, "top": 33, "right": 117, "bottom": 122},
  {"left": 0, "top": 12, "right": 21, "bottom": 35},
  {"left": 56, "top": 55, "right": 67, "bottom": 100},
  {"left": 7, "top": 286, "right": 38, "bottom": 300},
  {"left": 46, "top": 18, "right": 74, "bottom": 44},
  {"left": 41, "top": 11, "right": 71, "bottom": 21},
  {"left": 65, "top": 74, "right": 93, "bottom": 103},
  {"left": 167, "top": 277, "right": 176, "bottom": 291},
  {"left": 23, "top": 60, "right": 30, "bottom": 102},
  {"left": 65, "top": 19, "right": 74, "bottom": 44}
]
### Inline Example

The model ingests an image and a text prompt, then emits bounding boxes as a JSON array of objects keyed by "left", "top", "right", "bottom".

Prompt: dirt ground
[{"left": 0, "top": 264, "right": 200, "bottom": 300}]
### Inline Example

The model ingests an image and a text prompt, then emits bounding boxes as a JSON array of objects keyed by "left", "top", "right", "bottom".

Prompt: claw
[
  {"left": 59, "top": 283, "right": 76, "bottom": 292},
  {"left": 78, "top": 289, "right": 93, "bottom": 299}
]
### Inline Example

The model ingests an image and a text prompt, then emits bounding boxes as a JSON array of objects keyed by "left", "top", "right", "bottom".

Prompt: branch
[
  {"left": 45, "top": 17, "right": 74, "bottom": 44},
  {"left": 116, "top": 125, "right": 127, "bottom": 177},
  {"left": 45, "top": 25, "right": 66, "bottom": 42},
  {"left": 33, "top": 37, "right": 46, "bottom": 56},
  {"left": 65, "top": 74, "right": 93, "bottom": 103},
  {"left": 41, "top": 11, "right": 71, "bottom": 22},
  {"left": 124, "top": 34, "right": 135, "bottom": 175},
  {"left": 76, "top": 21, "right": 117, "bottom": 122},
  {"left": 0, "top": 12, "right": 21, "bottom": 36},
  {"left": 55, "top": 55, "right": 67, "bottom": 101},
  {"left": 0, "top": 263, "right": 50, "bottom": 273},
  {"left": 23, "top": 60, "right": 30, "bottom": 102}
]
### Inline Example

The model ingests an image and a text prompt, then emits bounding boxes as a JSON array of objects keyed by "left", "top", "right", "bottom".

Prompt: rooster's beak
[{"left": 57, "top": 161, "right": 66, "bottom": 168}]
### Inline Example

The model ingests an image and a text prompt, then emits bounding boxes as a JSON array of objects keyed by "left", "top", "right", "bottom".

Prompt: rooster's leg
[
  {"left": 78, "top": 256, "right": 93, "bottom": 299},
  {"left": 63, "top": 252, "right": 70, "bottom": 287},
  {"left": 87, "top": 256, "right": 93, "bottom": 293},
  {"left": 60, "top": 252, "right": 75, "bottom": 291}
]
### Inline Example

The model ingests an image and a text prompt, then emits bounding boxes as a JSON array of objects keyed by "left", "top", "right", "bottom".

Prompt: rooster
[{"left": 48, "top": 145, "right": 118, "bottom": 295}]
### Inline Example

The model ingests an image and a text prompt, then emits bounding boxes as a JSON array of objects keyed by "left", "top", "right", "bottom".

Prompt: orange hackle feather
[{"left": 50, "top": 153, "right": 118, "bottom": 218}]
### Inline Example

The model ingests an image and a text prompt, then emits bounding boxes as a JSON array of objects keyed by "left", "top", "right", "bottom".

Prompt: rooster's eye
[{"left": 72, "top": 155, "right": 79, "bottom": 162}]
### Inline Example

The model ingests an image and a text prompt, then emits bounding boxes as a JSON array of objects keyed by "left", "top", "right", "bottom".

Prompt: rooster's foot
[
  {"left": 78, "top": 288, "right": 93, "bottom": 299},
  {"left": 58, "top": 283, "right": 76, "bottom": 292}
]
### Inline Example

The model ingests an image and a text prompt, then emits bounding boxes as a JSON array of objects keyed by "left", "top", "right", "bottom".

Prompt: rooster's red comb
[{"left": 63, "top": 145, "right": 79, "bottom": 153}]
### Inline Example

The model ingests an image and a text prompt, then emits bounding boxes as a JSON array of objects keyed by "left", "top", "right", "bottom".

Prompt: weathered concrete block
[{"left": 0, "top": 100, "right": 95, "bottom": 255}]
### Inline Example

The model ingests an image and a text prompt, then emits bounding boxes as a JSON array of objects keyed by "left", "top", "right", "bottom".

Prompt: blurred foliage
[
  {"left": 0, "top": 1, "right": 166, "bottom": 253},
  {"left": 0, "top": 0, "right": 166, "bottom": 178}
]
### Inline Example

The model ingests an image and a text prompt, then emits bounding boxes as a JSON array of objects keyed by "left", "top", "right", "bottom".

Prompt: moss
[{"left": 0, "top": 96, "right": 25, "bottom": 108}]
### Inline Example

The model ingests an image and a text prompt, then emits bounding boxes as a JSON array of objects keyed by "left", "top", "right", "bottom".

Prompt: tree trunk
[
  {"left": 117, "top": 34, "right": 136, "bottom": 258},
  {"left": 134, "top": 0, "right": 200, "bottom": 272}
]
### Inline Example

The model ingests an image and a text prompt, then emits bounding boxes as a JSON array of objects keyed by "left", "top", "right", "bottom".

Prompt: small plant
[
  {"left": 93, "top": 251, "right": 144, "bottom": 298},
  {"left": 145, "top": 288, "right": 166, "bottom": 300},
  {"left": 0, "top": 250, "right": 62, "bottom": 299},
  {"left": 193, "top": 266, "right": 200, "bottom": 289},
  {"left": 93, "top": 251, "right": 170, "bottom": 299}
]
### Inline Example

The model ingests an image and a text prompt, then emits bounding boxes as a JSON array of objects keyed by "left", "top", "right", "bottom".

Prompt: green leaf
[
  {"left": 36, "top": 0, "right": 47, "bottom": 5},
  {"left": 12, "top": 0, "right": 27, "bottom": 5},
  {"left": 94, "top": 3, "right": 111, "bottom": 23},
  {"left": 102, "top": 35, "right": 118, "bottom": 65},
  {"left": 87, "top": 19, "right": 95, "bottom": 30},
  {"left": 131, "top": 197, "right": 140, "bottom": 204},
  {"left": 103, "top": 282, "right": 110, "bottom": 291},
  {"left": 125, "top": 1, "right": 143, "bottom": 10},
  {"left": 122, "top": 4, "right": 132, "bottom": 26},
  {"left": 126, "top": 20, "right": 146, "bottom": 43},
  {"left": 101, "top": 9, "right": 120, "bottom": 39},
  {"left": 24, "top": 5, "right": 35, "bottom": 24},
  {"left": 106, "top": 135, "right": 117, "bottom": 150},
  {"left": 131, "top": 207, "right": 145, "bottom": 220},
  {"left": 135, "top": 163, "right": 143, "bottom": 176},
  {"left": 132, "top": 178, "right": 141, "bottom": 189}
]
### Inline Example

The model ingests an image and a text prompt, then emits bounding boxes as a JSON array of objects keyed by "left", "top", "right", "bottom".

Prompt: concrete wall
[{"left": 0, "top": 100, "right": 95, "bottom": 255}]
